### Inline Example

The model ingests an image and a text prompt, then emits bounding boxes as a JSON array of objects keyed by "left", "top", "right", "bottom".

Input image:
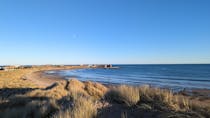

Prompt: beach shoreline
[
  {"left": 28, "top": 68, "right": 210, "bottom": 100},
  {"left": 1, "top": 65, "right": 210, "bottom": 103}
]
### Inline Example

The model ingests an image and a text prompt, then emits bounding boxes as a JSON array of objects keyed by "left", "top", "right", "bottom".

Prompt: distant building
[
  {"left": 0, "top": 66, "right": 4, "bottom": 70},
  {"left": 1, "top": 65, "right": 32, "bottom": 71},
  {"left": 104, "top": 64, "right": 112, "bottom": 68},
  {"left": 3, "top": 66, "right": 17, "bottom": 71},
  {"left": 20, "top": 65, "right": 33, "bottom": 69},
  {"left": 88, "top": 64, "right": 94, "bottom": 68},
  {"left": 14, "top": 65, "right": 21, "bottom": 68}
]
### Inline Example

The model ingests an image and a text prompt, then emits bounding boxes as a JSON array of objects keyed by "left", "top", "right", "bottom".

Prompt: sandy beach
[
  {"left": 22, "top": 65, "right": 89, "bottom": 88},
  {"left": 24, "top": 71, "right": 65, "bottom": 87}
]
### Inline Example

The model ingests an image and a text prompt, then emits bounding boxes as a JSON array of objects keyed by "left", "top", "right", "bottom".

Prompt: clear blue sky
[{"left": 0, "top": 0, "right": 210, "bottom": 65}]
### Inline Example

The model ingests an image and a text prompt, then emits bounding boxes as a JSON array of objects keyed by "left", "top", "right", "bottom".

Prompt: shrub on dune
[
  {"left": 54, "top": 96, "right": 97, "bottom": 118},
  {"left": 72, "top": 96, "right": 97, "bottom": 118},
  {"left": 84, "top": 81, "right": 108, "bottom": 99},
  {"left": 27, "top": 81, "right": 68, "bottom": 99},
  {"left": 67, "top": 79, "right": 108, "bottom": 100},
  {"left": 67, "top": 79, "right": 88, "bottom": 97},
  {"left": 0, "top": 98, "right": 59, "bottom": 118},
  {"left": 105, "top": 85, "right": 140, "bottom": 106},
  {"left": 139, "top": 85, "right": 191, "bottom": 111}
]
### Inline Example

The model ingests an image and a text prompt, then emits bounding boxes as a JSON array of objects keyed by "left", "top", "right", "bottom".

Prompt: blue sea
[{"left": 46, "top": 64, "right": 210, "bottom": 90}]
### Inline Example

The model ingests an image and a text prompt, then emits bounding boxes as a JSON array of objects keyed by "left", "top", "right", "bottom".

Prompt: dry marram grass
[
  {"left": 105, "top": 85, "right": 140, "bottom": 106},
  {"left": 54, "top": 96, "right": 97, "bottom": 118}
]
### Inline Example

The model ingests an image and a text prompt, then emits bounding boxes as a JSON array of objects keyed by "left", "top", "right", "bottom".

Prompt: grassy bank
[
  {"left": 0, "top": 68, "right": 40, "bottom": 88},
  {"left": 0, "top": 65, "right": 88, "bottom": 88},
  {"left": 0, "top": 68, "right": 210, "bottom": 118}
]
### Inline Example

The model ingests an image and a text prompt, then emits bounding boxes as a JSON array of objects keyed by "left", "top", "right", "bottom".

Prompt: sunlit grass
[
  {"left": 105, "top": 85, "right": 140, "bottom": 106},
  {"left": 0, "top": 69, "right": 40, "bottom": 88},
  {"left": 54, "top": 96, "right": 97, "bottom": 118}
]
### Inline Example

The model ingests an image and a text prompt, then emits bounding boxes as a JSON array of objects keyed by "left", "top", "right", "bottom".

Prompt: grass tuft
[
  {"left": 54, "top": 95, "right": 97, "bottom": 118},
  {"left": 105, "top": 85, "right": 140, "bottom": 106}
]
